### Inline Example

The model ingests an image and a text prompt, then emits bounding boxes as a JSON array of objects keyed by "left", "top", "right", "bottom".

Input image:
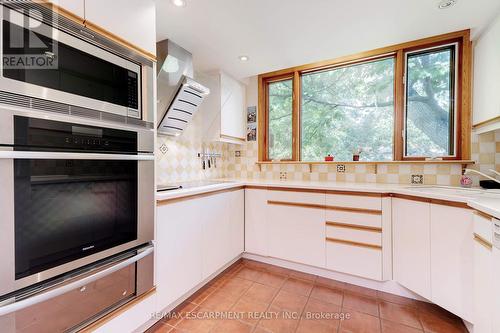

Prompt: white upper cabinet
[
  {"left": 84, "top": 0, "right": 157, "bottom": 55},
  {"left": 392, "top": 198, "right": 432, "bottom": 299},
  {"left": 200, "top": 71, "right": 247, "bottom": 144},
  {"left": 48, "top": 0, "right": 85, "bottom": 19},
  {"left": 220, "top": 72, "right": 246, "bottom": 141},
  {"left": 430, "top": 204, "right": 473, "bottom": 322},
  {"left": 473, "top": 12, "right": 500, "bottom": 132}
]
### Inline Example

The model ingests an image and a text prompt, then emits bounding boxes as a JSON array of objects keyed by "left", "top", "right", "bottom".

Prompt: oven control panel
[{"left": 14, "top": 116, "right": 138, "bottom": 153}]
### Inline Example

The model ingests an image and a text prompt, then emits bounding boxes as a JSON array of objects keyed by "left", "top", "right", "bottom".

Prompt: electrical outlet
[
  {"left": 235, "top": 151, "right": 241, "bottom": 157},
  {"left": 279, "top": 172, "right": 287, "bottom": 180},
  {"left": 411, "top": 174, "right": 424, "bottom": 185},
  {"left": 336, "top": 164, "right": 346, "bottom": 173},
  {"left": 159, "top": 143, "right": 168, "bottom": 154}
]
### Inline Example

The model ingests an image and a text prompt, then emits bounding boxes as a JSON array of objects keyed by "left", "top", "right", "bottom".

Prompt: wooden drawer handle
[
  {"left": 326, "top": 237, "right": 382, "bottom": 250},
  {"left": 325, "top": 205, "right": 382, "bottom": 215},
  {"left": 473, "top": 233, "right": 492, "bottom": 250},
  {"left": 267, "top": 201, "right": 382, "bottom": 215},
  {"left": 326, "top": 221, "right": 382, "bottom": 233},
  {"left": 267, "top": 201, "right": 324, "bottom": 209}
]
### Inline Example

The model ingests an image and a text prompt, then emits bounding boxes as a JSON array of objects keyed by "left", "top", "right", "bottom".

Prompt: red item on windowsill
[{"left": 325, "top": 154, "right": 334, "bottom": 161}]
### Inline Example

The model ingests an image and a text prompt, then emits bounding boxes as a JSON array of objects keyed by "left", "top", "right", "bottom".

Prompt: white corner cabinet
[
  {"left": 393, "top": 198, "right": 474, "bottom": 322},
  {"left": 155, "top": 189, "right": 244, "bottom": 312},
  {"left": 48, "top": 0, "right": 156, "bottom": 55},
  {"left": 199, "top": 71, "right": 247, "bottom": 144}
]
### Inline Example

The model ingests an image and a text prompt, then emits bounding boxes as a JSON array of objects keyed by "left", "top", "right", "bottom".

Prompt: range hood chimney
[{"left": 156, "top": 40, "right": 209, "bottom": 136}]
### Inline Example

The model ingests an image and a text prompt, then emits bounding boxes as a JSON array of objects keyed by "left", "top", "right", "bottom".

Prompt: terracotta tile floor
[{"left": 147, "top": 259, "right": 467, "bottom": 333}]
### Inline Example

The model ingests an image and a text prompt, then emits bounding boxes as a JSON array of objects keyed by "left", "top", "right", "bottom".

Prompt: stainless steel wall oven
[{"left": 0, "top": 111, "right": 155, "bottom": 331}]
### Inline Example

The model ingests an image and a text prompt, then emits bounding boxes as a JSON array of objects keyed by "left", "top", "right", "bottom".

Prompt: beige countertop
[{"left": 156, "top": 179, "right": 500, "bottom": 219}]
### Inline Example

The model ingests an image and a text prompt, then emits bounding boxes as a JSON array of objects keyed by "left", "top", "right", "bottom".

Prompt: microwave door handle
[
  {"left": 0, "top": 245, "right": 154, "bottom": 317},
  {"left": 0, "top": 151, "right": 154, "bottom": 161}
]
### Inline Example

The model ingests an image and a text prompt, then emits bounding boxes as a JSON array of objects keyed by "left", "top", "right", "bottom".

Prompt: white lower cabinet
[
  {"left": 393, "top": 198, "right": 474, "bottom": 322},
  {"left": 245, "top": 189, "right": 268, "bottom": 256},
  {"left": 156, "top": 189, "right": 244, "bottom": 312},
  {"left": 267, "top": 202, "right": 326, "bottom": 267},
  {"left": 473, "top": 234, "right": 493, "bottom": 332},
  {"left": 266, "top": 191, "right": 326, "bottom": 267},
  {"left": 393, "top": 198, "right": 432, "bottom": 299},
  {"left": 430, "top": 204, "right": 473, "bottom": 322},
  {"left": 156, "top": 199, "right": 204, "bottom": 311},
  {"left": 326, "top": 241, "right": 382, "bottom": 280},
  {"left": 202, "top": 190, "right": 244, "bottom": 278}
]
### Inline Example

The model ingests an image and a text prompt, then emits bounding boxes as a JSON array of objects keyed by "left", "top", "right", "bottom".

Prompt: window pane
[
  {"left": 268, "top": 79, "right": 293, "bottom": 160},
  {"left": 301, "top": 58, "right": 394, "bottom": 161},
  {"left": 405, "top": 46, "right": 455, "bottom": 157}
]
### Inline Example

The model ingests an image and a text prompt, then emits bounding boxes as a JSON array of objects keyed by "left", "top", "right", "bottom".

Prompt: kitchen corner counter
[{"left": 156, "top": 179, "right": 500, "bottom": 219}]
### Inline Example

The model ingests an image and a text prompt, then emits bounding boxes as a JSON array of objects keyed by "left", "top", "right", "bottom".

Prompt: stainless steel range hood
[{"left": 156, "top": 40, "right": 209, "bottom": 136}]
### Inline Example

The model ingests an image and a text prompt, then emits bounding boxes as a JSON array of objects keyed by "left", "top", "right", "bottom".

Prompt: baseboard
[{"left": 243, "top": 252, "right": 428, "bottom": 302}]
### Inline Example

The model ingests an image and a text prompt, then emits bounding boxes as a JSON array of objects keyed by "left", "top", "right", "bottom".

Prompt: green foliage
[{"left": 267, "top": 48, "right": 454, "bottom": 161}]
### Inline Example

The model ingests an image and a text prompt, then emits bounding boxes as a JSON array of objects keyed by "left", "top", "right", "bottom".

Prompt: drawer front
[
  {"left": 326, "top": 193, "right": 382, "bottom": 210},
  {"left": 326, "top": 241, "right": 382, "bottom": 280},
  {"left": 267, "top": 190, "right": 325, "bottom": 205},
  {"left": 473, "top": 211, "right": 493, "bottom": 243},
  {"left": 1, "top": 265, "right": 136, "bottom": 333},
  {"left": 326, "top": 210, "right": 382, "bottom": 228},
  {"left": 326, "top": 225, "right": 382, "bottom": 246}
]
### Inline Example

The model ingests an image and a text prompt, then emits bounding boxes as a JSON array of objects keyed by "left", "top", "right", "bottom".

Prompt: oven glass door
[{"left": 14, "top": 159, "right": 138, "bottom": 280}]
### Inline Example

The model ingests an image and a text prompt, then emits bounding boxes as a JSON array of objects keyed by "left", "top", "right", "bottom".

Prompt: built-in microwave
[
  {"left": 0, "top": 109, "right": 155, "bottom": 298},
  {"left": 0, "top": 5, "right": 142, "bottom": 119}
]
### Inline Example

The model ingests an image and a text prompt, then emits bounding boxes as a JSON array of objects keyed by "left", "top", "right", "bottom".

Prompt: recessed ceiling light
[
  {"left": 171, "top": 0, "right": 186, "bottom": 7},
  {"left": 238, "top": 55, "right": 249, "bottom": 62},
  {"left": 438, "top": 0, "right": 457, "bottom": 9}
]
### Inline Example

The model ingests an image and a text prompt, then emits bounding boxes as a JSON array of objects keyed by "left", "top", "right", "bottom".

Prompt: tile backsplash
[
  {"left": 157, "top": 129, "right": 500, "bottom": 187},
  {"left": 156, "top": 136, "right": 230, "bottom": 185}
]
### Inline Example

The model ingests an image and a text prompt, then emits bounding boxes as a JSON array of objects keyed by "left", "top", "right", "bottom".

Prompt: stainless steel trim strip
[
  {"left": 0, "top": 151, "right": 154, "bottom": 160},
  {"left": 0, "top": 245, "right": 154, "bottom": 316}
]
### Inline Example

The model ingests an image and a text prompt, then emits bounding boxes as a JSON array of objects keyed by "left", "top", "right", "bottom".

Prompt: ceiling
[{"left": 155, "top": 0, "right": 500, "bottom": 80}]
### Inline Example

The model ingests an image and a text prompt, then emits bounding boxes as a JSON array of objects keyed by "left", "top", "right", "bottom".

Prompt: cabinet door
[
  {"left": 473, "top": 236, "right": 493, "bottom": 333},
  {"left": 201, "top": 193, "right": 230, "bottom": 279},
  {"left": 267, "top": 204, "right": 325, "bottom": 268},
  {"left": 220, "top": 72, "right": 246, "bottom": 140},
  {"left": 245, "top": 189, "right": 268, "bottom": 256},
  {"left": 156, "top": 201, "right": 203, "bottom": 311},
  {"left": 228, "top": 190, "right": 245, "bottom": 259},
  {"left": 430, "top": 205, "right": 473, "bottom": 322},
  {"left": 392, "top": 198, "right": 431, "bottom": 299},
  {"left": 49, "top": 0, "right": 85, "bottom": 19},
  {"left": 85, "top": 0, "right": 156, "bottom": 55},
  {"left": 492, "top": 247, "right": 500, "bottom": 333}
]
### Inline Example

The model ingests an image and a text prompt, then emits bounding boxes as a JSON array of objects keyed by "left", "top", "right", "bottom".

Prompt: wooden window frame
[{"left": 258, "top": 30, "right": 471, "bottom": 162}]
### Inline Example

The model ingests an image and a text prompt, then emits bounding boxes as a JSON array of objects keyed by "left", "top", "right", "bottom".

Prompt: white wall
[{"left": 473, "top": 12, "right": 500, "bottom": 125}]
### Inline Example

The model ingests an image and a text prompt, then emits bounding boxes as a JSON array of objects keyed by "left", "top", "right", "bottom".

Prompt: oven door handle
[
  {"left": 0, "top": 151, "right": 154, "bottom": 161},
  {"left": 0, "top": 245, "right": 154, "bottom": 316}
]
